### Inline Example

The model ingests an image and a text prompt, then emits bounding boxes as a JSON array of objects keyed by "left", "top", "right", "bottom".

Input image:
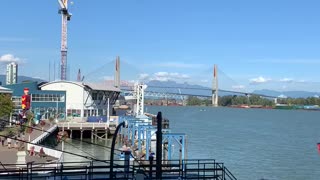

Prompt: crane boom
[{"left": 58, "top": 0, "right": 71, "bottom": 80}]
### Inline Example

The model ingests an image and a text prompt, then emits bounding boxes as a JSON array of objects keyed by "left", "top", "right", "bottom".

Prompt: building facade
[
  {"left": 40, "top": 81, "right": 121, "bottom": 119},
  {"left": 0, "top": 86, "right": 12, "bottom": 95},
  {"left": 4, "top": 82, "right": 66, "bottom": 119},
  {"left": 6, "top": 62, "right": 18, "bottom": 85}
]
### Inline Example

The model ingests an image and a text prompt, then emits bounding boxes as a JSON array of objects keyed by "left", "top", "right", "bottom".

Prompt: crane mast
[{"left": 58, "top": 0, "right": 72, "bottom": 80}]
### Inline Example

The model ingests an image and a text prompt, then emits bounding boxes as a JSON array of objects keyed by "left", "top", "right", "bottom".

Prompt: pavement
[{"left": 0, "top": 122, "right": 58, "bottom": 168}]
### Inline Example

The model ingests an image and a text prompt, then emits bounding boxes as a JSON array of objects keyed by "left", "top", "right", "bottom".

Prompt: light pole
[
  {"left": 56, "top": 97, "right": 59, "bottom": 123},
  {"left": 110, "top": 121, "right": 125, "bottom": 180}
]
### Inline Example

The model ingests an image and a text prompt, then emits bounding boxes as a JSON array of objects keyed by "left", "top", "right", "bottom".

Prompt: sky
[{"left": 1, "top": 0, "right": 320, "bottom": 92}]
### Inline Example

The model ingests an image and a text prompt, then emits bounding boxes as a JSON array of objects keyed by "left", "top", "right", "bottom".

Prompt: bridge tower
[
  {"left": 114, "top": 56, "right": 120, "bottom": 88},
  {"left": 212, "top": 64, "right": 218, "bottom": 107}
]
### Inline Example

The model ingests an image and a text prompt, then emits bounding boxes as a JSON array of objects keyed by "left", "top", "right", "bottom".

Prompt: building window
[
  {"left": 31, "top": 94, "right": 65, "bottom": 102},
  {"left": 92, "top": 92, "right": 98, "bottom": 100}
]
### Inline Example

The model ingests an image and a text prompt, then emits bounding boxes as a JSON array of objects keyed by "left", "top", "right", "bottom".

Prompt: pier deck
[{"left": 57, "top": 121, "right": 118, "bottom": 141}]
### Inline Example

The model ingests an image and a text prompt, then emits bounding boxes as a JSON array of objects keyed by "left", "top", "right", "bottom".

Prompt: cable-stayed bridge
[{"left": 81, "top": 58, "right": 281, "bottom": 105}]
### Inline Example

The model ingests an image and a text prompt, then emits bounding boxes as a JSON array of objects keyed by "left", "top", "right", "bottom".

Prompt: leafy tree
[
  {"left": 0, "top": 94, "right": 14, "bottom": 119},
  {"left": 186, "top": 96, "right": 202, "bottom": 106}
]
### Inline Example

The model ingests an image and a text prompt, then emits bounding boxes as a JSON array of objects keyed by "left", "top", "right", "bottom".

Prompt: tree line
[{"left": 186, "top": 95, "right": 320, "bottom": 106}]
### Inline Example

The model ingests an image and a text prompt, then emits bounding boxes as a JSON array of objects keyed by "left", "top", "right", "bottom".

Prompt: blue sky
[{"left": 1, "top": 0, "right": 320, "bottom": 92}]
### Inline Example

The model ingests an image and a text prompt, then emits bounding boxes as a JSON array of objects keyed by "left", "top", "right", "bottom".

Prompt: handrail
[
  {"left": 0, "top": 162, "right": 7, "bottom": 170},
  {"left": 31, "top": 124, "right": 57, "bottom": 143},
  {"left": 224, "top": 166, "right": 237, "bottom": 180},
  {"left": 0, "top": 159, "right": 237, "bottom": 179},
  {"left": 57, "top": 122, "right": 114, "bottom": 129}
]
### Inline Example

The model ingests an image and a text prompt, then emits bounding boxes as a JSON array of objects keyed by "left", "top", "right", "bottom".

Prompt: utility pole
[{"left": 58, "top": 0, "right": 72, "bottom": 80}]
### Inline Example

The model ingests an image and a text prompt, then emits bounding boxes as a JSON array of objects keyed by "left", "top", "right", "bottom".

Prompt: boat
[{"left": 274, "top": 104, "right": 293, "bottom": 110}]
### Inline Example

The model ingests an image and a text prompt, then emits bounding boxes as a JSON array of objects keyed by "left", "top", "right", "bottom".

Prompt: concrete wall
[{"left": 41, "top": 81, "right": 87, "bottom": 118}]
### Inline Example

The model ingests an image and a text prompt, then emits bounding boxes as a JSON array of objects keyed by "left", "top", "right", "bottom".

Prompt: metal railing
[
  {"left": 57, "top": 122, "right": 118, "bottom": 130},
  {"left": 0, "top": 159, "right": 237, "bottom": 180}
]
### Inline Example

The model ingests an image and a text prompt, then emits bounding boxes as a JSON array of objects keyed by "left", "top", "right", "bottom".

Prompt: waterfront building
[
  {"left": 4, "top": 81, "right": 66, "bottom": 119},
  {"left": 0, "top": 86, "right": 12, "bottom": 95},
  {"left": 40, "top": 81, "right": 121, "bottom": 120},
  {"left": 6, "top": 62, "right": 18, "bottom": 85}
]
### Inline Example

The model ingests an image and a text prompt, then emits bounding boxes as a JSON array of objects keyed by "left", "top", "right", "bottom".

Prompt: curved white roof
[
  {"left": 40, "top": 80, "right": 121, "bottom": 92},
  {"left": 0, "top": 86, "right": 12, "bottom": 94}
]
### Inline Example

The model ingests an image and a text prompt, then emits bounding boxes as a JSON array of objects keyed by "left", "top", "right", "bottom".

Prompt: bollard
[
  {"left": 124, "top": 150, "right": 131, "bottom": 178},
  {"left": 149, "top": 154, "right": 154, "bottom": 179},
  {"left": 156, "top": 111, "right": 162, "bottom": 179}
]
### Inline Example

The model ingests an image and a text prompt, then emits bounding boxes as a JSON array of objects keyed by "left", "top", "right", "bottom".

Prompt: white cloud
[
  {"left": 232, "top": 85, "right": 246, "bottom": 90},
  {"left": 279, "top": 78, "right": 294, "bottom": 83},
  {"left": 201, "top": 80, "right": 209, "bottom": 83},
  {"left": 249, "top": 76, "right": 271, "bottom": 84},
  {"left": 149, "top": 62, "right": 205, "bottom": 69},
  {"left": 138, "top": 73, "right": 149, "bottom": 80},
  {"left": 148, "top": 72, "right": 191, "bottom": 82},
  {"left": 0, "top": 54, "right": 21, "bottom": 63}
]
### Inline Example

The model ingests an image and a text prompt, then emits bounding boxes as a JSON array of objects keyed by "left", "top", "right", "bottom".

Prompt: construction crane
[{"left": 58, "top": 0, "right": 72, "bottom": 80}]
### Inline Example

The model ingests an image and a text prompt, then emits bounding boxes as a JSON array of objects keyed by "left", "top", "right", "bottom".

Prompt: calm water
[{"left": 64, "top": 106, "right": 320, "bottom": 180}]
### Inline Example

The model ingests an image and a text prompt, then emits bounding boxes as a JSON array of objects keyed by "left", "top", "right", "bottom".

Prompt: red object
[
  {"left": 22, "top": 87, "right": 30, "bottom": 110},
  {"left": 40, "top": 120, "right": 46, "bottom": 127},
  {"left": 317, "top": 143, "right": 320, "bottom": 153},
  {"left": 21, "top": 95, "right": 31, "bottom": 110}
]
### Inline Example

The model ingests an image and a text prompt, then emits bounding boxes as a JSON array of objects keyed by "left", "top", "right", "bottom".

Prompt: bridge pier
[
  {"left": 70, "top": 130, "right": 73, "bottom": 139},
  {"left": 105, "top": 130, "right": 109, "bottom": 140},
  {"left": 95, "top": 130, "right": 98, "bottom": 142},
  {"left": 91, "top": 130, "right": 94, "bottom": 141}
]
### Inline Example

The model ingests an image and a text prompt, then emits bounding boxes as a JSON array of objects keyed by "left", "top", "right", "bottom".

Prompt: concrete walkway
[{"left": 0, "top": 122, "right": 57, "bottom": 167}]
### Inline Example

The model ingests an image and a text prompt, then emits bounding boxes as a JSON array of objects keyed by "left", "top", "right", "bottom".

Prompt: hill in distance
[
  {"left": 1, "top": 75, "right": 318, "bottom": 98},
  {"left": 145, "top": 80, "right": 320, "bottom": 98},
  {"left": 0, "top": 75, "right": 46, "bottom": 86}
]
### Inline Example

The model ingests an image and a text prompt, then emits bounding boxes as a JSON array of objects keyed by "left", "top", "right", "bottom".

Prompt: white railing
[
  {"left": 27, "top": 124, "right": 62, "bottom": 160},
  {"left": 31, "top": 125, "right": 58, "bottom": 143},
  {"left": 27, "top": 143, "right": 63, "bottom": 160},
  {"left": 57, "top": 122, "right": 118, "bottom": 130}
]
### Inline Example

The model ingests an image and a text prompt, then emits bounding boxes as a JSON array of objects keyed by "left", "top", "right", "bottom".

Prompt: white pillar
[
  {"left": 212, "top": 64, "right": 218, "bottom": 107},
  {"left": 107, "top": 98, "right": 110, "bottom": 122}
]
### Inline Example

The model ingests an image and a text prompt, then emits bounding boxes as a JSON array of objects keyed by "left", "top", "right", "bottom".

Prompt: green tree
[
  {"left": 0, "top": 94, "right": 14, "bottom": 119},
  {"left": 186, "top": 96, "right": 202, "bottom": 106}
]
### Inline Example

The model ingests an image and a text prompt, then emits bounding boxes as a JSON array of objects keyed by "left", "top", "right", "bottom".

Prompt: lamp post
[
  {"left": 110, "top": 121, "right": 125, "bottom": 180},
  {"left": 56, "top": 97, "right": 59, "bottom": 123}
]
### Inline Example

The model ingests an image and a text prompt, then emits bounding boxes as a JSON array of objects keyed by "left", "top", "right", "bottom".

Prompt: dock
[{"left": 57, "top": 120, "right": 118, "bottom": 141}]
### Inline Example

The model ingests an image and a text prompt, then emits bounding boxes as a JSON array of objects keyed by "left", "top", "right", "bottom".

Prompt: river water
[{"left": 63, "top": 106, "right": 320, "bottom": 180}]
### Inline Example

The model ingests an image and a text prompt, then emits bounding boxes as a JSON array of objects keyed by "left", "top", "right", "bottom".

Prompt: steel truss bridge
[{"left": 121, "top": 86, "right": 279, "bottom": 99}]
